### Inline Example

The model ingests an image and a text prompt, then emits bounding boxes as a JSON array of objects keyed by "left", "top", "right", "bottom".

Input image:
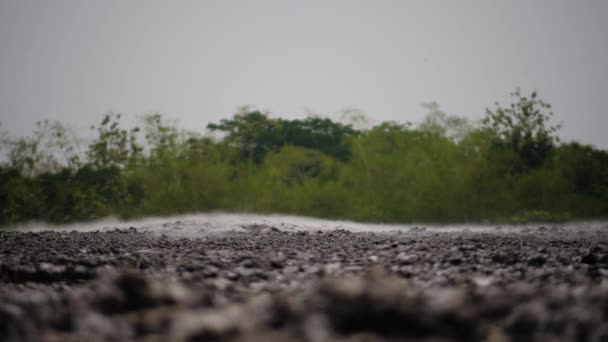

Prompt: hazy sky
[{"left": 1, "top": 0, "right": 607, "bottom": 148}]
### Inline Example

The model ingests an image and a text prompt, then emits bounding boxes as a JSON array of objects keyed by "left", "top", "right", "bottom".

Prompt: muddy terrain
[{"left": 2, "top": 220, "right": 608, "bottom": 341}]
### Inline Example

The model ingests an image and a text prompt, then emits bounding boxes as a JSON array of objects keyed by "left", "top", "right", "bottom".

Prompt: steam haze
[{"left": 0, "top": 0, "right": 607, "bottom": 148}]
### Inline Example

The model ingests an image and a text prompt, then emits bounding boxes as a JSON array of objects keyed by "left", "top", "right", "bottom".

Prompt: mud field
[{"left": 2, "top": 219, "right": 608, "bottom": 341}]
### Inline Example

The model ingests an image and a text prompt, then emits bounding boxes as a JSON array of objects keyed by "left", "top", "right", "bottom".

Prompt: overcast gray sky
[{"left": 0, "top": 0, "right": 607, "bottom": 148}]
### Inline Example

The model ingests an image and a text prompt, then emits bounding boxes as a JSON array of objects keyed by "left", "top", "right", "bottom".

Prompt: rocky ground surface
[{"left": 2, "top": 224, "right": 608, "bottom": 341}]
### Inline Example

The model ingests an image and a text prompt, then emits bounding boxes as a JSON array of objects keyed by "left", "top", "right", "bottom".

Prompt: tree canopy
[
  {"left": 207, "top": 110, "right": 358, "bottom": 163},
  {"left": 482, "top": 89, "right": 561, "bottom": 172}
]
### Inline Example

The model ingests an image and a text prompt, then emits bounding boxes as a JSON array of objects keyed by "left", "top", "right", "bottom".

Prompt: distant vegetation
[{"left": 1, "top": 89, "right": 607, "bottom": 226}]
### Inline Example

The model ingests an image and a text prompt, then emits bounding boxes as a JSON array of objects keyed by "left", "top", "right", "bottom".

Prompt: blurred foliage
[
  {"left": 88, "top": 113, "right": 142, "bottom": 169},
  {"left": 482, "top": 89, "right": 561, "bottom": 173},
  {"left": 1, "top": 90, "right": 607, "bottom": 226},
  {"left": 207, "top": 108, "right": 358, "bottom": 163},
  {"left": 1, "top": 120, "right": 82, "bottom": 177}
]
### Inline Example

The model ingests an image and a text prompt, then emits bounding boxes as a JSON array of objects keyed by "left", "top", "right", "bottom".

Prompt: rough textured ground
[{"left": 2, "top": 223, "right": 608, "bottom": 341}]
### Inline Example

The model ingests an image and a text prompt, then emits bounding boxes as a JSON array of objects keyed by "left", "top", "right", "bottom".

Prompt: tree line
[{"left": 1, "top": 89, "right": 607, "bottom": 226}]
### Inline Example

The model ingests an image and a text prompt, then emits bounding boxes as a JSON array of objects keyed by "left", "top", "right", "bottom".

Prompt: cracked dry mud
[{"left": 2, "top": 225, "right": 608, "bottom": 341}]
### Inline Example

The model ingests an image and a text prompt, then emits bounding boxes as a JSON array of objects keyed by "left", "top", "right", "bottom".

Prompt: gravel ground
[{"left": 2, "top": 219, "right": 608, "bottom": 341}]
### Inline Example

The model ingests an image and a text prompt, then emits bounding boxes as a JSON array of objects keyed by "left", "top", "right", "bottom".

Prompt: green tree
[
  {"left": 208, "top": 109, "right": 358, "bottom": 163},
  {"left": 2, "top": 120, "right": 82, "bottom": 176},
  {"left": 87, "top": 113, "right": 142, "bottom": 169},
  {"left": 0, "top": 167, "right": 41, "bottom": 225},
  {"left": 278, "top": 116, "right": 358, "bottom": 162},
  {"left": 141, "top": 113, "right": 181, "bottom": 160},
  {"left": 418, "top": 102, "right": 471, "bottom": 142},
  {"left": 207, "top": 109, "right": 278, "bottom": 163},
  {"left": 482, "top": 89, "right": 561, "bottom": 172}
]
